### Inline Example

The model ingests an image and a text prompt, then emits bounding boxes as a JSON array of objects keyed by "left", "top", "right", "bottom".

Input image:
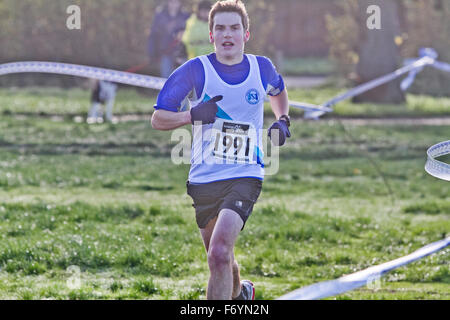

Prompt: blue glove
[
  {"left": 190, "top": 95, "right": 223, "bottom": 125},
  {"left": 268, "top": 117, "right": 291, "bottom": 146}
]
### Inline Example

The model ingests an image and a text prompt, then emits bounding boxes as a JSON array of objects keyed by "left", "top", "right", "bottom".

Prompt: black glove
[
  {"left": 190, "top": 95, "right": 223, "bottom": 125},
  {"left": 268, "top": 115, "right": 291, "bottom": 146}
]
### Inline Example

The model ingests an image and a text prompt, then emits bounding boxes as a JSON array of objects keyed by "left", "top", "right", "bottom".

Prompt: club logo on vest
[{"left": 246, "top": 89, "right": 260, "bottom": 105}]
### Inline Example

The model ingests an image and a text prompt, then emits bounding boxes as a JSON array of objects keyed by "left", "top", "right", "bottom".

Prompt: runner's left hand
[{"left": 268, "top": 118, "right": 291, "bottom": 146}]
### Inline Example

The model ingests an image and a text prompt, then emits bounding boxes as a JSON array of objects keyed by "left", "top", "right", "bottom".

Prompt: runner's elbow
[
  {"left": 151, "top": 111, "right": 164, "bottom": 130},
  {"left": 151, "top": 111, "right": 175, "bottom": 131}
]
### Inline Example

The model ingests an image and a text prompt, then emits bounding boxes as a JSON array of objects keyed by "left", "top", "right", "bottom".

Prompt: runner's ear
[{"left": 244, "top": 30, "right": 250, "bottom": 42}]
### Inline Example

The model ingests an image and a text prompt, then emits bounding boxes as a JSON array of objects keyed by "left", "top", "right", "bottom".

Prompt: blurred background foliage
[{"left": 0, "top": 0, "right": 449, "bottom": 95}]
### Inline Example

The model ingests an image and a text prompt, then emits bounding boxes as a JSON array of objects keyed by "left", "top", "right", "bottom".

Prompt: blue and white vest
[{"left": 188, "top": 54, "right": 266, "bottom": 184}]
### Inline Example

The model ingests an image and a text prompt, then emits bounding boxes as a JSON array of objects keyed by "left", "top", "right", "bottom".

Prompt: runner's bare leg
[{"left": 200, "top": 209, "right": 243, "bottom": 299}]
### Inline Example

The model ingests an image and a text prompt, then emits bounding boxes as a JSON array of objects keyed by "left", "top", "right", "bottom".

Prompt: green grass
[
  {"left": 1, "top": 86, "right": 449, "bottom": 119},
  {"left": 286, "top": 87, "right": 450, "bottom": 118},
  {"left": 0, "top": 87, "right": 154, "bottom": 115},
  {"left": 0, "top": 87, "right": 448, "bottom": 300},
  {"left": 282, "top": 57, "right": 337, "bottom": 76}
]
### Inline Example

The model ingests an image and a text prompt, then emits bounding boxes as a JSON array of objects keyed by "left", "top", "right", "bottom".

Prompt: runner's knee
[{"left": 208, "top": 243, "right": 232, "bottom": 269}]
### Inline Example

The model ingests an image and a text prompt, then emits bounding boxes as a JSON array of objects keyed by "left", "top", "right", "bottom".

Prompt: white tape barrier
[
  {"left": 402, "top": 48, "right": 450, "bottom": 90},
  {"left": 304, "top": 55, "right": 436, "bottom": 120},
  {"left": 0, "top": 61, "right": 331, "bottom": 113},
  {"left": 324, "top": 56, "right": 435, "bottom": 109},
  {"left": 0, "top": 61, "right": 167, "bottom": 90},
  {"left": 425, "top": 140, "right": 450, "bottom": 181},
  {"left": 288, "top": 101, "right": 333, "bottom": 113},
  {"left": 432, "top": 60, "right": 450, "bottom": 73},
  {"left": 304, "top": 48, "right": 450, "bottom": 120},
  {"left": 277, "top": 237, "right": 450, "bottom": 300}
]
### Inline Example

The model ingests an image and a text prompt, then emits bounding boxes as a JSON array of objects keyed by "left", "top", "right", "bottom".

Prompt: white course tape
[
  {"left": 0, "top": 61, "right": 167, "bottom": 90},
  {"left": 425, "top": 140, "right": 450, "bottom": 181},
  {"left": 0, "top": 61, "right": 330, "bottom": 113},
  {"left": 324, "top": 56, "right": 435, "bottom": 109},
  {"left": 277, "top": 237, "right": 450, "bottom": 300},
  {"left": 288, "top": 100, "right": 333, "bottom": 113},
  {"left": 401, "top": 48, "right": 450, "bottom": 91},
  {"left": 432, "top": 60, "right": 450, "bottom": 73},
  {"left": 305, "top": 48, "right": 449, "bottom": 120},
  {"left": 302, "top": 55, "right": 436, "bottom": 120}
]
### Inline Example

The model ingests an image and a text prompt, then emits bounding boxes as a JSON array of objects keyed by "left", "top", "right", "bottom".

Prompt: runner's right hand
[{"left": 190, "top": 95, "right": 223, "bottom": 125}]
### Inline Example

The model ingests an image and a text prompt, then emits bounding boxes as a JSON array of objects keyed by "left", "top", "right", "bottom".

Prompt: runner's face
[{"left": 210, "top": 12, "right": 249, "bottom": 64}]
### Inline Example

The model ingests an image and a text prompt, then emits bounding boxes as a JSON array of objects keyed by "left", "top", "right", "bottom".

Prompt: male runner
[{"left": 151, "top": 0, "right": 291, "bottom": 300}]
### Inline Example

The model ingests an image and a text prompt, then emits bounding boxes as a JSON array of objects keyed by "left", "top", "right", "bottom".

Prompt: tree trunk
[{"left": 352, "top": 0, "right": 405, "bottom": 104}]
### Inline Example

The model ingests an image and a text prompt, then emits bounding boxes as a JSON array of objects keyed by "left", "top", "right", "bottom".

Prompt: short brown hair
[{"left": 209, "top": 0, "right": 250, "bottom": 32}]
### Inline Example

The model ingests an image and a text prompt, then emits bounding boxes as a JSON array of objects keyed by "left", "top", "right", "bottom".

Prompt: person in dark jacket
[{"left": 148, "top": 0, "right": 190, "bottom": 78}]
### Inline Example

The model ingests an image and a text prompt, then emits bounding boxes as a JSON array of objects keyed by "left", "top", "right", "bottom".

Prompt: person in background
[
  {"left": 87, "top": 80, "right": 118, "bottom": 124},
  {"left": 182, "top": 1, "right": 213, "bottom": 59},
  {"left": 147, "top": 0, "right": 190, "bottom": 78}
]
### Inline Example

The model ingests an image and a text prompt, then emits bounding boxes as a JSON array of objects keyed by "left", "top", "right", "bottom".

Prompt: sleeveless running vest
[{"left": 188, "top": 54, "right": 266, "bottom": 184}]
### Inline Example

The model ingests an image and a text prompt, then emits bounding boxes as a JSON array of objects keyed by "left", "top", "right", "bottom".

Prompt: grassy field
[
  {"left": 1, "top": 86, "right": 450, "bottom": 118},
  {"left": 0, "top": 87, "right": 448, "bottom": 300},
  {"left": 281, "top": 57, "right": 337, "bottom": 76}
]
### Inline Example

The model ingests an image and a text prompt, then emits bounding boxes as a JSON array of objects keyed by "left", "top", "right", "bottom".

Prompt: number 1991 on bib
[{"left": 211, "top": 120, "right": 257, "bottom": 164}]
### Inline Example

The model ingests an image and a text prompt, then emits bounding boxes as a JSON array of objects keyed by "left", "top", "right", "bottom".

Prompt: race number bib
[{"left": 211, "top": 119, "right": 257, "bottom": 164}]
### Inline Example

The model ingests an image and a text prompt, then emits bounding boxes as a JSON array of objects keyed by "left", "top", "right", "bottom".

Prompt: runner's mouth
[{"left": 222, "top": 42, "right": 234, "bottom": 48}]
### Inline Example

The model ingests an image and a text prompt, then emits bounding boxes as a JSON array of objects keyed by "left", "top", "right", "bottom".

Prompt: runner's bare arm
[
  {"left": 269, "top": 88, "right": 289, "bottom": 119},
  {"left": 151, "top": 109, "right": 191, "bottom": 131}
]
